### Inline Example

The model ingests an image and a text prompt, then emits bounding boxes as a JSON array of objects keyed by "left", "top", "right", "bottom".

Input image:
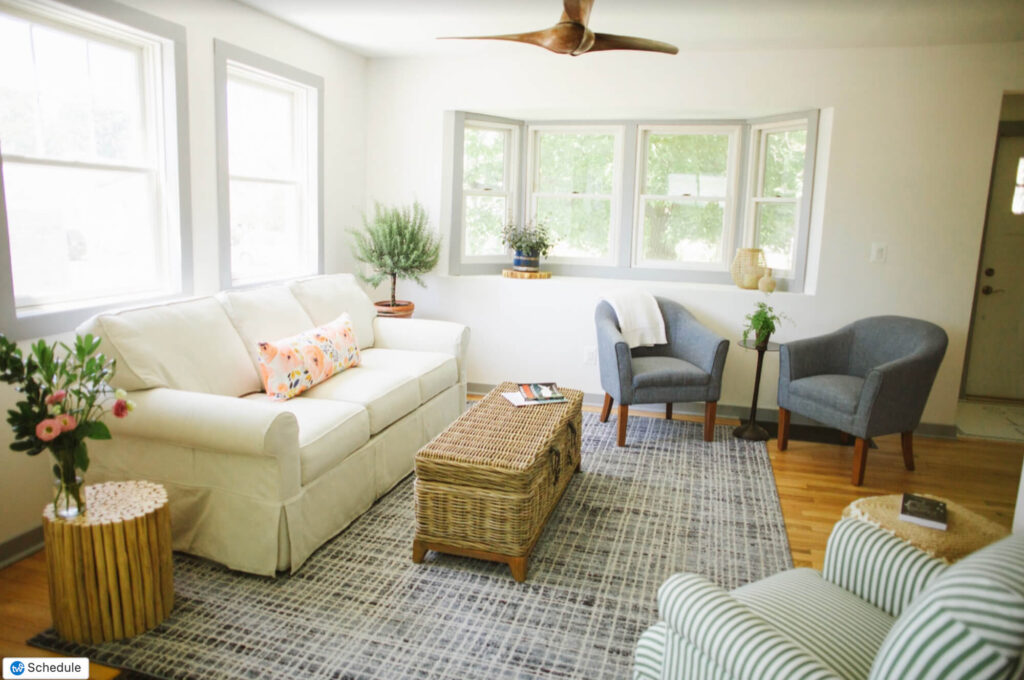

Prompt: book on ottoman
[{"left": 899, "top": 493, "right": 948, "bottom": 530}]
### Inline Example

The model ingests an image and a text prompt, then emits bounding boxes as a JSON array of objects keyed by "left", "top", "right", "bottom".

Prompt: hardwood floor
[{"left": 1, "top": 403, "right": 1020, "bottom": 677}]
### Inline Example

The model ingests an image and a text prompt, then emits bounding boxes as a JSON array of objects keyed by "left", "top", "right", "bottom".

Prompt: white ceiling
[{"left": 237, "top": 0, "right": 1024, "bottom": 58}]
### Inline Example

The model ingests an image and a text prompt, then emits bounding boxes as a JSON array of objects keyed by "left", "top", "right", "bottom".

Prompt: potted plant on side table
[
  {"left": 742, "top": 300, "right": 785, "bottom": 349},
  {"left": 350, "top": 201, "right": 441, "bottom": 318},
  {"left": 501, "top": 222, "right": 555, "bottom": 273}
]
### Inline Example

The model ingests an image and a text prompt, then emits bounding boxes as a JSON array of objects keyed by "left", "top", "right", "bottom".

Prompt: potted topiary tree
[{"left": 350, "top": 201, "right": 441, "bottom": 318}]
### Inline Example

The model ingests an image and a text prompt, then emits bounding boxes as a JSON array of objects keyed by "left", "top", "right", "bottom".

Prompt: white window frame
[
  {"left": 526, "top": 124, "right": 624, "bottom": 266},
  {"left": 633, "top": 124, "right": 742, "bottom": 272},
  {"left": 460, "top": 118, "right": 519, "bottom": 263},
  {"left": 743, "top": 114, "right": 818, "bottom": 286},
  {"left": 214, "top": 40, "right": 323, "bottom": 289},
  {"left": 0, "top": 0, "right": 192, "bottom": 340}
]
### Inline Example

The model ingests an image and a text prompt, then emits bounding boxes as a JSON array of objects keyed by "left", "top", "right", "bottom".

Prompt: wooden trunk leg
[
  {"left": 777, "top": 408, "right": 791, "bottom": 451},
  {"left": 901, "top": 431, "right": 915, "bottom": 471},
  {"left": 411, "top": 540, "right": 427, "bottom": 563},
  {"left": 666, "top": 403, "right": 673, "bottom": 420},
  {"left": 599, "top": 393, "right": 613, "bottom": 422},
  {"left": 839, "top": 431, "right": 851, "bottom": 445},
  {"left": 852, "top": 437, "right": 869, "bottom": 486},
  {"left": 617, "top": 405, "right": 628, "bottom": 447},
  {"left": 508, "top": 556, "right": 528, "bottom": 583},
  {"left": 703, "top": 401, "right": 717, "bottom": 442}
]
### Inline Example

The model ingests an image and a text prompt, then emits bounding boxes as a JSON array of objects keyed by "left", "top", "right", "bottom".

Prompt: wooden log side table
[
  {"left": 733, "top": 339, "right": 780, "bottom": 441},
  {"left": 42, "top": 480, "right": 174, "bottom": 643}
]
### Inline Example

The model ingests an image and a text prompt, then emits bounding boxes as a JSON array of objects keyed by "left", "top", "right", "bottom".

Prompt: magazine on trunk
[{"left": 518, "top": 382, "right": 566, "bottom": 403}]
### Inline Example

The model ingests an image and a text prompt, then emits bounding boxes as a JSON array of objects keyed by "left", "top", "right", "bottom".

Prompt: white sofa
[{"left": 77, "top": 274, "right": 469, "bottom": 576}]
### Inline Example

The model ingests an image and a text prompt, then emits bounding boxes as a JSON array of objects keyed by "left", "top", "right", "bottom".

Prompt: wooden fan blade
[
  {"left": 439, "top": 23, "right": 584, "bottom": 55},
  {"left": 587, "top": 32, "right": 678, "bottom": 55},
  {"left": 560, "top": 0, "right": 593, "bottom": 26}
]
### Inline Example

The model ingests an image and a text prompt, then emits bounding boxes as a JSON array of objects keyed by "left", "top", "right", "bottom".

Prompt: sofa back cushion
[
  {"left": 869, "top": 531, "right": 1024, "bottom": 680},
  {"left": 217, "top": 286, "right": 316, "bottom": 370},
  {"left": 77, "top": 297, "right": 261, "bottom": 396},
  {"left": 289, "top": 274, "right": 376, "bottom": 349}
]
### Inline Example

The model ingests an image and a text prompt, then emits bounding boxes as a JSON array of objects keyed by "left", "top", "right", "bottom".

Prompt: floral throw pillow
[{"left": 257, "top": 313, "right": 361, "bottom": 400}]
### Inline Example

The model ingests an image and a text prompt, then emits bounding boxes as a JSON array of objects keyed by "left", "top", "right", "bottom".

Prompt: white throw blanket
[{"left": 602, "top": 291, "right": 667, "bottom": 348}]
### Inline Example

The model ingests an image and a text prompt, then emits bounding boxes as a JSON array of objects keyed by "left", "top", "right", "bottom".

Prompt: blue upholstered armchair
[
  {"left": 777, "top": 316, "right": 948, "bottom": 486},
  {"left": 595, "top": 298, "right": 728, "bottom": 446},
  {"left": 634, "top": 518, "right": 1024, "bottom": 680}
]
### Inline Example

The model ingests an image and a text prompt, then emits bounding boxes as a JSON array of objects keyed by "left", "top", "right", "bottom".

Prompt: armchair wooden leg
[
  {"left": 703, "top": 401, "right": 717, "bottom": 442},
  {"left": 600, "top": 393, "right": 613, "bottom": 423},
  {"left": 777, "top": 408, "right": 791, "bottom": 451},
  {"left": 666, "top": 403, "right": 673, "bottom": 420},
  {"left": 617, "top": 405, "right": 628, "bottom": 447},
  {"left": 901, "top": 431, "right": 915, "bottom": 471},
  {"left": 852, "top": 437, "right": 868, "bottom": 486}
]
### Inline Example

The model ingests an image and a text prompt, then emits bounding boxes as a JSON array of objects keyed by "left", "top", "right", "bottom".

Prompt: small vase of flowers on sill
[
  {"left": 0, "top": 334, "right": 133, "bottom": 520},
  {"left": 501, "top": 222, "right": 555, "bottom": 273}
]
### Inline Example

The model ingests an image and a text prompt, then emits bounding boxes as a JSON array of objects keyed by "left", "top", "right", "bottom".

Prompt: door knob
[
  {"left": 981, "top": 285, "right": 1005, "bottom": 295},
  {"left": 984, "top": 267, "right": 995, "bottom": 277}
]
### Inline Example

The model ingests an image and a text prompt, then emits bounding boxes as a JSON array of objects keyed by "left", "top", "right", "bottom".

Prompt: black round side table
[{"left": 734, "top": 338, "right": 780, "bottom": 441}]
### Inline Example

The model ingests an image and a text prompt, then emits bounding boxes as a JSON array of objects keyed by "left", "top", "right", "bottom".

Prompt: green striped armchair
[{"left": 634, "top": 518, "right": 1024, "bottom": 679}]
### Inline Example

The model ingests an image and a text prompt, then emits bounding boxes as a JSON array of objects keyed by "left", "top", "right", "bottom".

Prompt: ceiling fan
[{"left": 441, "top": 0, "right": 678, "bottom": 57}]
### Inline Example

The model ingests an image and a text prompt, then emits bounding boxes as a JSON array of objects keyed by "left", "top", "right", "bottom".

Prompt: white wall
[
  {"left": 364, "top": 42, "right": 1024, "bottom": 423},
  {"left": 0, "top": 0, "right": 367, "bottom": 548}
]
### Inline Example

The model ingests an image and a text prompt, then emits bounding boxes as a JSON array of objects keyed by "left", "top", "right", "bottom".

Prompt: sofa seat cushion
[
  {"left": 358, "top": 348, "right": 457, "bottom": 402},
  {"left": 243, "top": 393, "right": 370, "bottom": 485},
  {"left": 789, "top": 374, "right": 864, "bottom": 415},
  {"left": 301, "top": 366, "right": 420, "bottom": 434},
  {"left": 632, "top": 356, "right": 710, "bottom": 389},
  {"left": 79, "top": 297, "right": 261, "bottom": 396},
  {"left": 733, "top": 568, "right": 894, "bottom": 680}
]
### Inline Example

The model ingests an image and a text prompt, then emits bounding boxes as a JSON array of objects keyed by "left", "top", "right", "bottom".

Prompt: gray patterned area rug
[{"left": 31, "top": 413, "right": 792, "bottom": 679}]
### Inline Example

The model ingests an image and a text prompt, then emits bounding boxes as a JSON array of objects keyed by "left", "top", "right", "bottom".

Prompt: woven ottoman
[{"left": 412, "top": 382, "right": 583, "bottom": 582}]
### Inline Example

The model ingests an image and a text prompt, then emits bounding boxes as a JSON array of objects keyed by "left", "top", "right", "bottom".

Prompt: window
[
  {"left": 745, "top": 120, "right": 810, "bottom": 276},
  {"left": 0, "top": 1, "right": 190, "bottom": 337},
  {"left": 215, "top": 41, "right": 323, "bottom": 288},
  {"left": 634, "top": 126, "right": 740, "bottom": 269},
  {"left": 462, "top": 121, "right": 516, "bottom": 258},
  {"left": 529, "top": 127, "right": 621, "bottom": 263},
  {"left": 445, "top": 111, "right": 818, "bottom": 290}
]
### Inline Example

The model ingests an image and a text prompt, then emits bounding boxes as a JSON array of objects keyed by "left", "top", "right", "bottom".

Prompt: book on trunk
[
  {"left": 518, "top": 382, "right": 566, "bottom": 403},
  {"left": 899, "top": 493, "right": 948, "bottom": 530}
]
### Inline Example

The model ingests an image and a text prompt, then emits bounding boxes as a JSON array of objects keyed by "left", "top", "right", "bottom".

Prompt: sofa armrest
[
  {"left": 822, "top": 518, "right": 947, "bottom": 617},
  {"left": 658, "top": 573, "right": 840, "bottom": 679},
  {"left": 371, "top": 317, "right": 470, "bottom": 383},
  {"left": 109, "top": 388, "right": 299, "bottom": 459}
]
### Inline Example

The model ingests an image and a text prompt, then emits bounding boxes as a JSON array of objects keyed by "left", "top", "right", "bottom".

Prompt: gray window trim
[
  {"left": 0, "top": 0, "right": 192, "bottom": 341},
  {"left": 444, "top": 110, "right": 819, "bottom": 291},
  {"left": 445, "top": 111, "right": 525, "bottom": 276},
  {"left": 214, "top": 39, "right": 324, "bottom": 290}
]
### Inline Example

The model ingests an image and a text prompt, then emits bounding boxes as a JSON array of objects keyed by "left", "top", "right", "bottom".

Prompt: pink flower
[
  {"left": 36, "top": 418, "right": 61, "bottom": 442},
  {"left": 56, "top": 413, "right": 77, "bottom": 432},
  {"left": 45, "top": 389, "right": 67, "bottom": 405},
  {"left": 113, "top": 399, "right": 128, "bottom": 418}
]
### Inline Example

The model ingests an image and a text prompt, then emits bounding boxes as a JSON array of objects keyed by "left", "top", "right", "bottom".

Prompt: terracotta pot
[{"left": 374, "top": 300, "right": 414, "bottom": 318}]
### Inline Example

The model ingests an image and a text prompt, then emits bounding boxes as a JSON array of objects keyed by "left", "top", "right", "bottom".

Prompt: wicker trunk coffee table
[{"left": 413, "top": 382, "right": 583, "bottom": 582}]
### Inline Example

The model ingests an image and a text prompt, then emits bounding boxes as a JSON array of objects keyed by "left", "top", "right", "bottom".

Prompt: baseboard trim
[
  {"left": 0, "top": 525, "right": 44, "bottom": 569},
  {"left": 466, "top": 382, "right": 958, "bottom": 439}
]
